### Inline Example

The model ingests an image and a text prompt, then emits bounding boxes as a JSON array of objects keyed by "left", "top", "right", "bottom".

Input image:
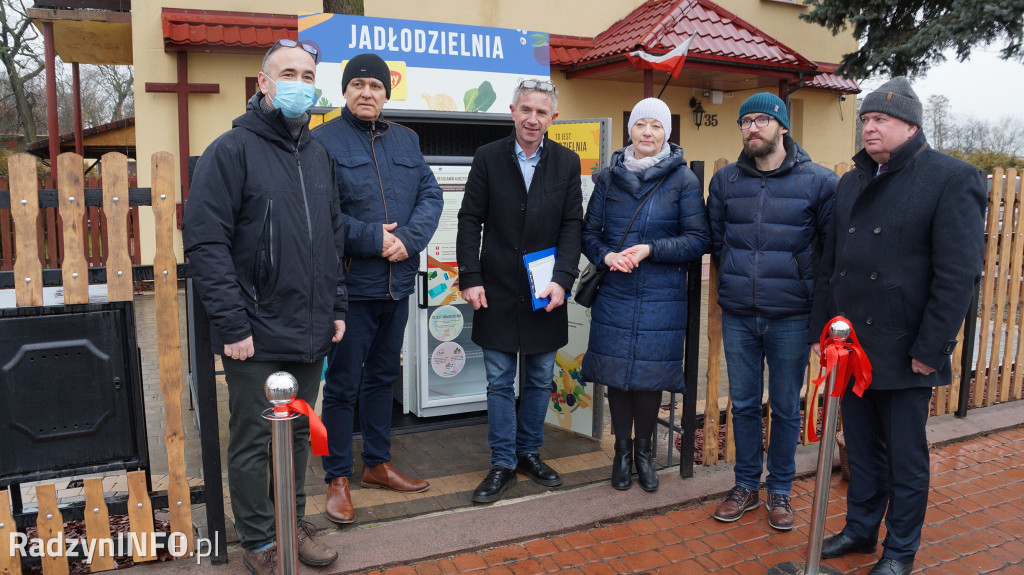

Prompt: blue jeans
[
  {"left": 321, "top": 299, "right": 408, "bottom": 481},
  {"left": 483, "top": 348, "right": 557, "bottom": 469},
  {"left": 721, "top": 310, "right": 810, "bottom": 495}
]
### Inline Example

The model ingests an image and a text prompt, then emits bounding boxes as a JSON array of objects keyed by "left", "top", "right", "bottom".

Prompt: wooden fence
[
  {"left": 699, "top": 162, "right": 1019, "bottom": 466},
  {"left": 0, "top": 152, "right": 192, "bottom": 574},
  {"left": 0, "top": 173, "right": 142, "bottom": 272}
]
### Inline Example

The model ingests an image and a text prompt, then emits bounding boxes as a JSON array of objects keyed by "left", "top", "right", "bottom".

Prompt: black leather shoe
[
  {"left": 471, "top": 466, "right": 517, "bottom": 503},
  {"left": 633, "top": 438, "right": 658, "bottom": 492},
  {"left": 821, "top": 533, "right": 878, "bottom": 558},
  {"left": 867, "top": 557, "right": 914, "bottom": 575},
  {"left": 516, "top": 453, "right": 563, "bottom": 487},
  {"left": 611, "top": 437, "right": 633, "bottom": 491}
]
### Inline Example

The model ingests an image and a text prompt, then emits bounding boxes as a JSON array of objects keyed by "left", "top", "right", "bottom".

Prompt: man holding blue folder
[{"left": 456, "top": 78, "right": 583, "bottom": 503}]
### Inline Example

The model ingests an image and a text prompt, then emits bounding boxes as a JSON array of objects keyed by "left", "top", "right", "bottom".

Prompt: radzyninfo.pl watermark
[{"left": 10, "top": 531, "right": 220, "bottom": 564}]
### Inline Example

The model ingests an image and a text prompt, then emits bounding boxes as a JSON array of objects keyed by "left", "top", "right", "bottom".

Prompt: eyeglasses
[
  {"left": 738, "top": 115, "right": 773, "bottom": 130},
  {"left": 518, "top": 79, "right": 556, "bottom": 93},
  {"left": 270, "top": 38, "right": 321, "bottom": 65}
]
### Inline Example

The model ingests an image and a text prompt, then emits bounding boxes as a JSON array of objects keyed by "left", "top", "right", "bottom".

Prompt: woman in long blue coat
[{"left": 580, "top": 98, "right": 709, "bottom": 492}]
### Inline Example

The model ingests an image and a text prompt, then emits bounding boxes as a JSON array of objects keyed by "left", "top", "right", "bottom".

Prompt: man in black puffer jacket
[
  {"left": 707, "top": 92, "right": 837, "bottom": 532},
  {"left": 183, "top": 40, "right": 344, "bottom": 575}
]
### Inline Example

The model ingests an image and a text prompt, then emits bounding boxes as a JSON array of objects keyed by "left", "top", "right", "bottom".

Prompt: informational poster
[
  {"left": 300, "top": 13, "right": 550, "bottom": 113},
  {"left": 544, "top": 120, "right": 610, "bottom": 437},
  {"left": 419, "top": 166, "right": 487, "bottom": 403}
]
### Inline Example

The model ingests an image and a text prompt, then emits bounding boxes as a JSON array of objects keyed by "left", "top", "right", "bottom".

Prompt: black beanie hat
[
  {"left": 860, "top": 76, "right": 922, "bottom": 127},
  {"left": 342, "top": 53, "right": 391, "bottom": 100}
]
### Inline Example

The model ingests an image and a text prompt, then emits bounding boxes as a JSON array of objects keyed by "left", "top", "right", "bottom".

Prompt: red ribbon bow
[
  {"left": 274, "top": 399, "right": 329, "bottom": 456},
  {"left": 808, "top": 316, "right": 873, "bottom": 442}
]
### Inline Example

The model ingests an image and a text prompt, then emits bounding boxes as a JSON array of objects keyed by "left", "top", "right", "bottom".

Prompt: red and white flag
[{"left": 626, "top": 34, "right": 696, "bottom": 78}]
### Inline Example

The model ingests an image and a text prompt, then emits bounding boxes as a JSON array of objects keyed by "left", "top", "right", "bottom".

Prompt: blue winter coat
[
  {"left": 311, "top": 106, "right": 443, "bottom": 300},
  {"left": 579, "top": 144, "right": 709, "bottom": 392},
  {"left": 707, "top": 135, "right": 837, "bottom": 318}
]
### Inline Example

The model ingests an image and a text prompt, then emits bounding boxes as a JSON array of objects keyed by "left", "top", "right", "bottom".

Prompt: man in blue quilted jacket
[
  {"left": 707, "top": 92, "right": 837, "bottom": 531},
  {"left": 311, "top": 53, "right": 443, "bottom": 524}
]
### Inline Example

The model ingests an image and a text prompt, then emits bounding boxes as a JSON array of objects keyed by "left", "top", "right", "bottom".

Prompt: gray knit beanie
[{"left": 860, "top": 76, "right": 922, "bottom": 127}]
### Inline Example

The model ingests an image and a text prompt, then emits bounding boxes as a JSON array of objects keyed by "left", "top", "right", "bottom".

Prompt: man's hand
[
  {"left": 538, "top": 282, "right": 566, "bottom": 312},
  {"left": 911, "top": 358, "right": 935, "bottom": 375},
  {"left": 224, "top": 336, "right": 255, "bottom": 361},
  {"left": 382, "top": 222, "right": 398, "bottom": 255},
  {"left": 332, "top": 320, "right": 346, "bottom": 343},
  {"left": 462, "top": 286, "right": 488, "bottom": 310},
  {"left": 811, "top": 343, "right": 820, "bottom": 356},
  {"left": 382, "top": 233, "right": 409, "bottom": 262}
]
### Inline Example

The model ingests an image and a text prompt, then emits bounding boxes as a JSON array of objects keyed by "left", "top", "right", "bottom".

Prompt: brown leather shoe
[
  {"left": 242, "top": 544, "right": 277, "bottom": 575},
  {"left": 296, "top": 520, "right": 338, "bottom": 566},
  {"left": 361, "top": 462, "right": 429, "bottom": 493},
  {"left": 325, "top": 477, "right": 354, "bottom": 524},
  {"left": 766, "top": 492, "right": 795, "bottom": 531},
  {"left": 713, "top": 485, "right": 760, "bottom": 522}
]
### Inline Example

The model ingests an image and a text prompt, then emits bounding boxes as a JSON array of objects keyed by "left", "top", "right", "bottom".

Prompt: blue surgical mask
[{"left": 268, "top": 77, "right": 316, "bottom": 118}]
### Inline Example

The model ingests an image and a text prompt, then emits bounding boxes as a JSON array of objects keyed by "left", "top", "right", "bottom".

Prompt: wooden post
[
  {"left": 975, "top": 169, "right": 1002, "bottom": 407},
  {"left": 1001, "top": 168, "right": 1023, "bottom": 402},
  {"left": 151, "top": 152, "right": 195, "bottom": 557},
  {"left": 82, "top": 478, "right": 115, "bottom": 573},
  {"left": 101, "top": 153, "right": 134, "bottom": 302},
  {"left": 8, "top": 154, "right": 42, "bottom": 307},
  {"left": 57, "top": 153, "right": 89, "bottom": 305},
  {"left": 0, "top": 488, "right": 22, "bottom": 575},
  {"left": 703, "top": 157, "right": 729, "bottom": 466},
  {"left": 35, "top": 483, "right": 69, "bottom": 575},
  {"left": 126, "top": 471, "right": 157, "bottom": 563}
]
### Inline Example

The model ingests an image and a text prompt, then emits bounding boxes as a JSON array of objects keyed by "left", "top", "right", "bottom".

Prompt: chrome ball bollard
[
  {"left": 265, "top": 371, "right": 298, "bottom": 408},
  {"left": 262, "top": 371, "right": 300, "bottom": 574},
  {"left": 829, "top": 319, "right": 851, "bottom": 342}
]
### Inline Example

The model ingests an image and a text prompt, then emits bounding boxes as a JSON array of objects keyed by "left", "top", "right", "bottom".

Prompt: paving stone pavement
[{"left": 351, "top": 426, "right": 1024, "bottom": 575}]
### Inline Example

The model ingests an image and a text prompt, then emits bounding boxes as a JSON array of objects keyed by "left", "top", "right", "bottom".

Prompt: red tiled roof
[
  {"left": 803, "top": 63, "right": 860, "bottom": 93},
  {"left": 26, "top": 118, "right": 135, "bottom": 159},
  {"left": 558, "top": 0, "right": 817, "bottom": 74},
  {"left": 549, "top": 34, "right": 595, "bottom": 67},
  {"left": 161, "top": 8, "right": 297, "bottom": 54}
]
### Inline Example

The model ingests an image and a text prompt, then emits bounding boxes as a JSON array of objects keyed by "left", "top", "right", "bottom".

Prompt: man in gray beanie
[
  {"left": 312, "top": 54, "right": 443, "bottom": 524},
  {"left": 708, "top": 92, "right": 836, "bottom": 531},
  {"left": 810, "top": 77, "right": 986, "bottom": 575}
]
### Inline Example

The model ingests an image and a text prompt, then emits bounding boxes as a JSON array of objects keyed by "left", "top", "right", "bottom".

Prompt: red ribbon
[
  {"left": 808, "top": 316, "right": 873, "bottom": 442},
  {"left": 274, "top": 399, "right": 329, "bottom": 456}
]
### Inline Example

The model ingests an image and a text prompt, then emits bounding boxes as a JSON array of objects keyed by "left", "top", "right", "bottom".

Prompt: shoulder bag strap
[{"left": 612, "top": 174, "right": 668, "bottom": 252}]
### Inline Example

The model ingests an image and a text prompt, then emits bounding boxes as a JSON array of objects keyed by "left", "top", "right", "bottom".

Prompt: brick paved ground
[{"left": 355, "top": 427, "right": 1024, "bottom": 575}]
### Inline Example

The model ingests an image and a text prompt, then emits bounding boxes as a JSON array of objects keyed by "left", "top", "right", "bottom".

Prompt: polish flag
[{"left": 626, "top": 34, "right": 696, "bottom": 78}]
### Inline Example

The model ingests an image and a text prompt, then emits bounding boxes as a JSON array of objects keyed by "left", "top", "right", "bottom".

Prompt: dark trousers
[
  {"left": 222, "top": 358, "right": 322, "bottom": 551},
  {"left": 607, "top": 388, "right": 662, "bottom": 441},
  {"left": 840, "top": 385, "right": 933, "bottom": 562},
  {"left": 321, "top": 298, "right": 408, "bottom": 481}
]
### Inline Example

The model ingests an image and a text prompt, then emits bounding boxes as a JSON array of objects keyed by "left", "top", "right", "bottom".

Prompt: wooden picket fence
[
  {"left": 0, "top": 152, "right": 193, "bottom": 573},
  {"left": 0, "top": 173, "right": 142, "bottom": 271},
  {"left": 700, "top": 162, "right": 1018, "bottom": 465}
]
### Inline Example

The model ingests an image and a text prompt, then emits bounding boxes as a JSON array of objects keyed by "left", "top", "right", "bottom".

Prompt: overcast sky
[{"left": 857, "top": 46, "right": 1023, "bottom": 124}]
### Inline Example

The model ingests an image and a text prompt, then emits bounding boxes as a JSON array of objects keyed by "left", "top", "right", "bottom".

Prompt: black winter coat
[
  {"left": 456, "top": 134, "right": 583, "bottom": 354},
  {"left": 810, "top": 130, "right": 986, "bottom": 389},
  {"left": 579, "top": 145, "right": 709, "bottom": 391},
  {"left": 183, "top": 93, "right": 347, "bottom": 362},
  {"left": 708, "top": 135, "right": 837, "bottom": 318}
]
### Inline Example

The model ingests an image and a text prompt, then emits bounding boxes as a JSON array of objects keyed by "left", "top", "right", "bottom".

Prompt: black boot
[
  {"left": 634, "top": 437, "right": 658, "bottom": 492},
  {"left": 611, "top": 436, "right": 633, "bottom": 490}
]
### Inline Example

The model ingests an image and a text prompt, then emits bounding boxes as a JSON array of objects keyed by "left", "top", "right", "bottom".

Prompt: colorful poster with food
[{"left": 300, "top": 13, "right": 549, "bottom": 112}]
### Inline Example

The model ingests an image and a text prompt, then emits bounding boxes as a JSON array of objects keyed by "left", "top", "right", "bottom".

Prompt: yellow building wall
[
  {"left": 365, "top": 0, "right": 860, "bottom": 181},
  {"left": 133, "top": 0, "right": 321, "bottom": 263}
]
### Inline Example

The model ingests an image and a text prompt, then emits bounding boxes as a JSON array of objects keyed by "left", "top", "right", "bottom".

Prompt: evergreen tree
[{"left": 801, "top": 0, "right": 1024, "bottom": 78}]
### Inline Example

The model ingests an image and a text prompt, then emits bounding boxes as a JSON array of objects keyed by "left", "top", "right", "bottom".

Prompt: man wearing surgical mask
[{"left": 183, "top": 39, "right": 345, "bottom": 575}]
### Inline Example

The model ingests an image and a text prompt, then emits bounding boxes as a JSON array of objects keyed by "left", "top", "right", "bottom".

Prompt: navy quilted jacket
[
  {"left": 579, "top": 144, "right": 709, "bottom": 392},
  {"left": 707, "top": 135, "right": 836, "bottom": 318}
]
